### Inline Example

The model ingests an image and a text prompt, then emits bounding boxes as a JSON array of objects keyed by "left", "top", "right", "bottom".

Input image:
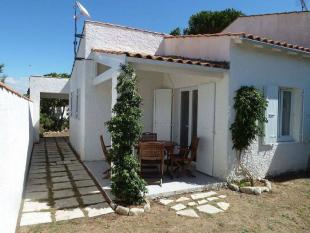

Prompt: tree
[
  {"left": 39, "top": 73, "right": 70, "bottom": 134},
  {"left": 44, "top": 72, "right": 70, "bottom": 79},
  {"left": 230, "top": 86, "right": 268, "bottom": 186},
  {"left": 170, "top": 27, "right": 181, "bottom": 36},
  {"left": 172, "top": 8, "right": 243, "bottom": 35},
  {"left": 0, "top": 64, "right": 7, "bottom": 83},
  {"left": 106, "top": 64, "right": 146, "bottom": 205}
]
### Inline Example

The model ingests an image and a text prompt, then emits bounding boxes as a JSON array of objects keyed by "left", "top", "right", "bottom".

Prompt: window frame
[{"left": 278, "top": 88, "right": 294, "bottom": 142}]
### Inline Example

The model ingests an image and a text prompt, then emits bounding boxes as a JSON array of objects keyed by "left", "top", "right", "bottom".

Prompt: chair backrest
[
  {"left": 189, "top": 137, "right": 200, "bottom": 161},
  {"left": 139, "top": 142, "right": 164, "bottom": 161},
  {"left": 100, "top": 135, "right": 110, "bottom": 162},
  {"left": 141, "top": 132, "right": 157, "bottom": 142}
]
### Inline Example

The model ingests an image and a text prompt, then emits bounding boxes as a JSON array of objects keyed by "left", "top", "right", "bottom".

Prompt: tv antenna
[
  {"left": 300, "top": 0, "right": 308, "bottom": 11},
  {"left": 74, "top": 1, "right": 91, "bottom": 58}
]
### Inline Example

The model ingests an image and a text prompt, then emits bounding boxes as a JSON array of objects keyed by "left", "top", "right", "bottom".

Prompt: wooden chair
[
  {"left": 141, "top": 132, "right": 157, "bottom": 142},
  {"left": 138, "top": 141, "right": 165, "bottom": 186},
  {"left": 100, "top": 135, "right": 112, "bottom": 178},
  {"left": 169, "top": 137, "right": 200, "bottom": 177}
]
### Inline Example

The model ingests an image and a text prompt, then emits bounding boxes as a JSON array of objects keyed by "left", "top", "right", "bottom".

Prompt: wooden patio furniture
[
  {"left": 169, "top": 137, "right": 200, "bottom": 178},
  {"left": 100, "top": 135, "right": 112, "bottom": 178},
  {"left": 140, "top": 132, "right": 157, "bottom": 142},
  {"left": 138, "top": 141, "right": 165, "bottom": 186}
]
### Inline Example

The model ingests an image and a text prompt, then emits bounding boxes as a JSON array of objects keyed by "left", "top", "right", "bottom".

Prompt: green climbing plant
[
  {"left": 230, "top": 86, "right": 268, "bottom": 186},
  {"left": 106, "top": 64, "right": 146, "bottom": 205}
]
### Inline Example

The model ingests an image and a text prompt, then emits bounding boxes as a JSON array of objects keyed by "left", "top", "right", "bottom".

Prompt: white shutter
[
  {"left": 302, "top": 88, "right": 310, "bottom": 143},
  {"left": 153, "top": 89, "right": 172, "bottom": 140},
  {"left": 263, "top": 85, "right": 278, "bottom": 145}
]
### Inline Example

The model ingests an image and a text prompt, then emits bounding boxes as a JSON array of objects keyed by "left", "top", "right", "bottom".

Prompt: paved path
[{"left": 19, "top": 137, "right": 113, "bottom": 227}]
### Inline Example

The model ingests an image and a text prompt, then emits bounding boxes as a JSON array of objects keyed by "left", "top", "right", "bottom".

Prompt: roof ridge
[
  {"left": 85, "top": 20, "right": 167, "bottom": 36},
  {"left": 240, "top": 11, "right": 310, "bottom": 18},
  {"left": 0, "top": 81, "right": 32, "bottom": 102}
]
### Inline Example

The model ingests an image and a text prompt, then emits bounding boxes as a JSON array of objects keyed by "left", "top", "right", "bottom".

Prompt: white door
[
  {"left": 153, "top": 89, "right": 172, "bottom": 140},
  {"left": 196, "top": 83, "right": 215, "bottom": 176}
]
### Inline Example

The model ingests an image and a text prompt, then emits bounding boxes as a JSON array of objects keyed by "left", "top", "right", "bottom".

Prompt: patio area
[{"left": 84, "top": 160, "right": 224, "bottom": 199}]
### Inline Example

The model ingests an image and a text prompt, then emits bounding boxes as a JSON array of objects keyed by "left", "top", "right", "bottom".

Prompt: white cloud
[{"left": 5, "top": 76, "right": 29, "bottom": 95}]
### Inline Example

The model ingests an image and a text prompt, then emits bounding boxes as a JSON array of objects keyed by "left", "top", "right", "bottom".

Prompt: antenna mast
[
  {"left": 74, "top": 2, "right": 78, "bottom": 58},
  {"left": 300, "top": 0, "right": 308, "bottom": 11}
]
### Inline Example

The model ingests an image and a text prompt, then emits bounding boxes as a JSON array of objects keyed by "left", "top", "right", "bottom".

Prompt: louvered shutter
[
  {"left": 263, "top": 85, "right": 279, "bottom": 145},
  {"left": 302, "top": 88, "right": 310, "bottom": 143}
]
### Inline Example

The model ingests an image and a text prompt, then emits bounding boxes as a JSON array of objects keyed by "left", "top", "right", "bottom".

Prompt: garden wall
[{"left": 0, "top": 82, "right": 34, "bottom": 233}]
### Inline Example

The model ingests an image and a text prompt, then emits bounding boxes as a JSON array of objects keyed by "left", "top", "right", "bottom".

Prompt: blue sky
[{"left": 0, "top": 0, "right": 304, "bottom": 94}]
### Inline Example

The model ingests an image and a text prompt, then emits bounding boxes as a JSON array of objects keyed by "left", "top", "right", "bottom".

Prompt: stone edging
[
  {"left": 110, "top": 198, "right": 151, "bottom": 216},
  {"left": 228, "top": 179, "right": 272, "bottom": 195}
]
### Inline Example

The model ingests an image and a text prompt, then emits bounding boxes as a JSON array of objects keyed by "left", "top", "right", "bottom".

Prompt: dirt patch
[{"left": 17, "top": 178, "right": 310, "bottom": 233}]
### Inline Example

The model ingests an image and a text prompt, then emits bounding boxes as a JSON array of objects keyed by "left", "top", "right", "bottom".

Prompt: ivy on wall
[
  {"left": 230, "top": 86, "right": 268, "bottom": 185},
  {"left": 106, "top": 64, "right": 146, "bottom": 205}
]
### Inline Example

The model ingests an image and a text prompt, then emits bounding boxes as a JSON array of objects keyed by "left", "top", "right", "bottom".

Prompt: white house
[{"left": 68, "top": 12, "right": 310, "bottom": 180}]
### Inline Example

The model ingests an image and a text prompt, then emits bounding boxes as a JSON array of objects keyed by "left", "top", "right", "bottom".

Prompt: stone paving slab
[
  {"left": 197, "top": 204, "right": 223, "bottom": 214},
  {"left": 176, "top": 208, "right": 199, "bottom": 218},
  {"left": 20, "top": 212, "right": 52, "bottom": 226},
  {"left": 81, "top": 194, "right": 106, "bottom": 205},
  {"left": 23, "top": 201, "right": 50, "bottom": 212},
  {"left": 54, "top": 197, "right": 79, "bottom": 209},
  {"left": 53, "top": 189, "right": 75, "bottom": 199},
  {"left": 53, "top": 182, "right": 73, "bottom": 190},
  {"left": 55, "top": 208, "right": 85, "bottom": 221},
  {"left": 20, "top": 137, "right": 110, "bottom": 227},
  {"left": 78, "top": 186, "right": 100, "bottom": 195},
  {"left": 75, "top": 179, "right": 96, "bottom": 188},
  {"left": 191, "top": 191, "right": 217, "bottom": 200},
  {"left": 171, "top": 203, "right": 186, "bottom": 211},
  {"left": 85, "top": 203, "right": 114, "bottom": 217}
]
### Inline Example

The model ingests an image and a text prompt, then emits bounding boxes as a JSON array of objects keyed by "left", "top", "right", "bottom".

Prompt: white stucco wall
[
  {"left": 30, "top": 76, "right": 70, "bottom": 142},
  {"left": 160, "top": 36, "right": 232, "bottom": 62},
  {"left": 223, "top": 12, "right": 310, "bottom": 48},
  {"left": 0, "top": 86, "right": 34, "bottom": 233},
  {"left": 228, "top": 42, "right": 310, "bottom": 178},
  {"left": 84, "top": 21, "right": 165, "bottom": 58}
]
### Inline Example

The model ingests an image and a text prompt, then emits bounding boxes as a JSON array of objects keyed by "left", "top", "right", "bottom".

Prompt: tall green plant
[
  {"left": 106, "top": 64, "right": 146, "bottom": 205},
  {"left": 230, "top": 86, "right": 268, "bottom": 185}
]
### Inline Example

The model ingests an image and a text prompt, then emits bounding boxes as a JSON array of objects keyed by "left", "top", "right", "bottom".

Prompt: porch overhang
[{"left": 91, "top": 49, "right": 229, "bottom": 86}]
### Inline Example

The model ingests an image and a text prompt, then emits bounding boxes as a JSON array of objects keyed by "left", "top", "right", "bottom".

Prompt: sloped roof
[
  {"left": 165, "top": 33, "right": 310, "bottom": 53},
  {"left": 0, "top": 81, "right": 31, "bottom": 101},
  {"left": 91, "top": 49, "right": 229, "bottom": 69}
]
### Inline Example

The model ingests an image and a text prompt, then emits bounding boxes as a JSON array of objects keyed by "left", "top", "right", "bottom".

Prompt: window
[
  {"left": 278, "top": 89, "right": 292, "bottom": 141},
  {"left": 70, "top": 92, "right": 73, "bottom": 117}
]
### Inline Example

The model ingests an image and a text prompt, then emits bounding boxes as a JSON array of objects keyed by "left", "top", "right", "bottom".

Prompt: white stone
[
  {"left": 191, "top": 191, "right": 217, "bottom": 200},
  {"left": 207, "top": 197, "right": 219, "bottom": 201},
  {"left": 115, "top": 205, "right": 129, "bottom": 215},
  {"left": 23, "top": 201, "right": 50, "bottom": 212},
  {"left": 78, "top": 186, "right": 100, "bottom": 195},
  {"left": 218, "top": 195, "right": 227, "bottom": 199},
  {"left": 159, "top": 199, "right": 174, "bottom": 206},
  {"left": 197, "top": 199, "right": 208, "bottom": 205},
  {"left": 176, "top": 208, "right": 199, "bottom": 218},
  {"left": 55, "top": 208, "right": 84, "bottom": 221},
  {"left": 170, "top": 203, "right": 186, "bottom": 211},
  {"left": 54, "top": 197, "right": 79, "bottom": 209},
  {"left": 20, "top": 212, "right": 52, "bottom": 226},
  {"left": 176, "top": 197, "right": 190, "bottom": 202},
  {"left": 129, "top": 208, "right": 144, "bottom": 216},
  {"left": 187, "top": 201, "right": 197, "bottom": 207},
  {"left": 197, "top": 204, "right": 223, "bottom": 214},
  {"left": 81, "top": 194, "right": 105, "bottom": 205},
  {"left": 217, "top": 202, "right": 230, "bottom": 211},
  {"left": 85, "top": 203, "right": 114, "bottom": 217}
]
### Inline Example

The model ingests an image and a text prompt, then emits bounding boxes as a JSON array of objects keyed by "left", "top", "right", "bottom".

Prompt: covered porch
[{"left": 85, "top": 50, "right": 229, "bottom": 197}]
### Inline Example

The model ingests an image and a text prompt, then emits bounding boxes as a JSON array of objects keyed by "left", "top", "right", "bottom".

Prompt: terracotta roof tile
[
  {"left": 91, "top": 49, "right": 229, "bottom": 69},
  {"left": 165, "top": 33, "right": 310, "bottom": 54},
  {"left": 0, "top": 81, "right": 32, "bottom": 102}
]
